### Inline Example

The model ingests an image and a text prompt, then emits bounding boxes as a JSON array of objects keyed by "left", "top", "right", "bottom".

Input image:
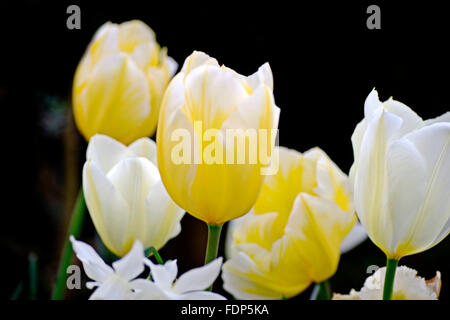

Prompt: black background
[{"left": 0, "top": 0, "right": 449, "bottom": 300}]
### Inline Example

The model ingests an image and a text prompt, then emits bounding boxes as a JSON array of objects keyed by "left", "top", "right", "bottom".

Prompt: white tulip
[
  {"left": 83, "top": 134, "right": 185, "bottom": 256},
  {"left": 350, "top": 89, "right": 450, "bottom": 259}
]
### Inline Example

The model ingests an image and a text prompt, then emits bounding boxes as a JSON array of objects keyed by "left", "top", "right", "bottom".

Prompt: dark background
[{"left": 0, "top": 1, "right": 449, "bottom": 300}]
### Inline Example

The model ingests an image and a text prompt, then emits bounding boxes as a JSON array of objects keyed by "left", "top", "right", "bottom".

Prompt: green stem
[
  {"left": 51, "top": 188, "right": 86, "bottom": 300},
  {"left": 382, "top": 258, "right": 399, "bottom": 300},
  {"left": 28, "top": 253, "right": 38, "bottom": 300},
  {"left": 204, "top": 224, "right": 223, "bottom": 291},
  {"left": 145, "top": 247, "right": 164, "bottom": 265},
  {"left": 312, "top": 280, "right": 331, "bottom": 300}
]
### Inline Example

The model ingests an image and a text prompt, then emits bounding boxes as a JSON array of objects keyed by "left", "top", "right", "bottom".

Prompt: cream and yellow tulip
[
  {"left": 222, "top": 147, "right": 357, "bottom": 299},
  {"left": 156, "top": 51, "right": 280, "bottom": 225},
  {"left": 82, "top": 134, "right": 184, "bottom": 256},
  {"left": 350, "top": 89, "right": 450, "bottom": 260},
  {"left": 73, "top": 20, "right": 177, "bottom": 144}
]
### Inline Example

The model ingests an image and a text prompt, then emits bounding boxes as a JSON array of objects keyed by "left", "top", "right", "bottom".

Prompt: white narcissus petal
[
  {"left": 112, "top": 240, "right": 145, "bottom": 280},
  {"left": 388, "top": 123, "right": 450, "bottom": 255},
  {"left": 181, "top": 50, "right": 219, "bottom": 74},
  {"left": 89, "top": 277, "right": 132, "bottom": 300},
  {"left": 144, "top": 181, "right": 185, "bottom": 249},
  {"left": 144, "top": 259, "right": 177, "bottom": 289},
  {"left": 340, "top": 223, "right": 368, "bottom": 254},
  {"left": 179, "top": 291, "right": 226, "bottom": 300},
  {"left": 83, "top": 161, "right": 130, "bottom": 255},
  {"left": 86, "top": 134, "right": 131, "bottom": 173},
  {"left": 128, "top": 137, "right": 157, "bottom": 165},
  {"left": 70, "top": 236, "right": 113, "bottom": 282},
  {"left": 130, "top": 278, "right": 169, "bottom": 299},
  {"left": 172, "top": 258, "right": 223, "bottom": 294}
]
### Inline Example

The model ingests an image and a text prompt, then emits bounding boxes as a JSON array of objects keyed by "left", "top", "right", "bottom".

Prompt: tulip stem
[
  {"left": 204, "top": 224, "right": 223, "bottom": 290},
  {"left": 382, "top": 258, "right": 399, "bottom": 300},
  {"left": 51, "top": 188, "right": 86, "bottom": 300},
  {"left": 145, "top": 246, "right": 164, "bottom": 265},
  {"left": 310, "top": 280, "right": 331, "bottom": 300}
]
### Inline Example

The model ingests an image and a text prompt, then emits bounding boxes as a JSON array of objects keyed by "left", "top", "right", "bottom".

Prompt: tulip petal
[
  {"left": 86, "top": 134, "right": 131, "bottom": 173},
  {"left": 388, "top": 123, "right": 450, "bottom": 256},
  {"left": 128, "top": 137, "right": 157, "bottom": 165},
  {"left": 143, "top": 180, "right": 184, "bottom": 249},
  {"left": 83, "top": 161, "right": 130, "bottom": 255},
  {"left": 340, "top": 223, "right": 368, "bottom": 254},
  {"left": 181, "top": 51, "right": 219, "bottom": 74},
  {"left": 173, "top": 258, "right": 223, "bottom": 294},
  {"left": 247, "top": 63, "right": 274, "bottom": 91}
]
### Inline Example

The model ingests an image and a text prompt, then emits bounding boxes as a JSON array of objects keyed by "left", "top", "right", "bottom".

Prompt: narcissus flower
[
  {"left": 71, "top": 236, "right": 146, "bottom": 300},
  {"left": 156, "top": 51, "right": 280, "bottom": 225},
  {"left": 83, "top": 134, "right": 184, "bottom": 257},
  {"left": 350, "top": 89, "right": 450, "bottom": 259},
  {"left": 333, "top": 266, "right": 441, "bottom": 300},
  {"left": 222, "top": 147, "right": 357, "bottom": 299},
  {"left": 71, "top": 237, "right": 226, "bottom": 300},
  {"left": 132, "top": 258, "right": 226, "bottom": 300},
  {"left": 73, "top": 20, "right": 177, "bottom": 144}
]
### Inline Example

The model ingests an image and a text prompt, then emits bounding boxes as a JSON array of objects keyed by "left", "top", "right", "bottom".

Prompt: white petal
[
  {"left": 172, "top": 258, "right": 223, "bottom": 294},
  {"left": 86, "top": 134, "right": 131, "bottom": 173},
  {"left": 112, "top": 240, "right": 145, "bottom": 280},
  {"left": 89, "top": 277, "right": 132, "bottom": 300},
  {"left": 143, "top": 181, "right": 185, "bottom": 249},
  {"left": 340, "top": 223, "right": 368, "bottom": 254},
  {"left": 82, "top": 160, "right": 130, "bottom": 255},
  {"left": 179, "top": 291, "right": 226, "bottom": 300},
  {"left": 389, "top": 123, "right": 450, "bottom": 254},
  {"left": 181, "top": 51, "right": 219, "bottom": 74},
  {"left": 70, "top": 236, "right": 113, "bottom": 282},
  {"left": 144, "top": 259, "right": 178, "bottom": 289},
  {"left": 130, "top": 278, "right": 169, "bottom": 299},
  {"left": 246, "top": 63, "right": 273, "bottom": 91},
  {"left": 423, "top": 111, "right": 450, "bottom": 126},
  {"left": 128, "top": 138, "right": 157, "bottom": 165}
]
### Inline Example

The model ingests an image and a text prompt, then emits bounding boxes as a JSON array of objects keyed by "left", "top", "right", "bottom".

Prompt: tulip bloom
[
  {"left": 82, "top": 134, "right": 184, "bottom": 256},
  {"left": 333, "top": 266, "right": 441, "bottom": 300},
  {"left": 350, "top": 89, "right": 450, "bottom": 258},
  {"left": 156, "top": 51, "right": 280, "bottom": 226},
  {"left": 222, "top": 147, "right": 357, "bottom": 299},
  {"left": 73, "top": 20, "right": 177, "bottom": 144}
]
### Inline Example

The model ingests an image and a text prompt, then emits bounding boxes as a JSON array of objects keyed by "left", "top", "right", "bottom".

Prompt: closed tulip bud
[
  {"left": 222, "top": 147, "right": 357, "bottom": 299},
  {"left": 82, "top": 134, "right": 184, "bottom": 256},
  {"left": 73, "top": 20, "right": 177, "bottom": 144},
  {"left": 156, "top": 51, "right": 280, "bottom": 225},
  {"left": 350, "top": 89, "right": 450, "bottom": 259}
]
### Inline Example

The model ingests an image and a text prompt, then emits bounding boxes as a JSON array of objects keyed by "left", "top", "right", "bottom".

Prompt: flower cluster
[{"left": 63, "top": 19, "right": 449, "bottom": 301}]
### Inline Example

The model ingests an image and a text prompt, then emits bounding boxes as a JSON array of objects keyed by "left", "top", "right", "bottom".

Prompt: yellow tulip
[
  {"left": 222, "top": 147, "right": 357, "bottom": 299},
  {"left": 82, "top": 134, "right": 184, "bottom": 256},
  {"left": 350, "top": 89, "right": 450, "bottom": 259},
  {"left": 73, "top": 20, "right": 177, "bottom": 145},
  {"left": 156, "top": 51, "right": 280, "bottom": 225}
]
